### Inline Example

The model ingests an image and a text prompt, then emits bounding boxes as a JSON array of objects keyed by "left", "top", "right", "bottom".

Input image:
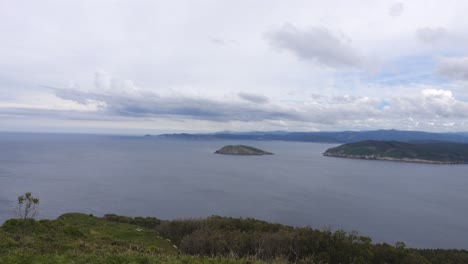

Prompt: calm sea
[{"left": 0, "top": 133, "right": 467, "bottom": 249}]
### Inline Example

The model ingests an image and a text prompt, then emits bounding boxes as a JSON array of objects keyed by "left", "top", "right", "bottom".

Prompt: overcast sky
[{"left": 1, "top": 0, "right": 468, "bottom": 134}]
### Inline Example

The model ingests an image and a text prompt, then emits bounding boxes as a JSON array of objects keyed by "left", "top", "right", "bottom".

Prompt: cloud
[
  {"left": 390, "top": 89, "right": 468, "bottom": 119},
  {"left": 94, "top": 71, "right": 111, "bottom": 90},
  {"left": 93, "top": 71, "right": 141, "bottom": 95},
  {"left": 238, "top": 92, "right": 269, "bottom": 104},
  {"left": 416, "top": 27, "right": 447, "bottom": 43},
  {"left": 266, "top": 24, "right": 361, "bottom": 68},
  {"left": 2, "top": 1, "right": 468, "bottom": 133},
  {"left": 45, "top": 86, "right": 300, "bottom": 123},
  {"left": 4, "top": 82, "right": 468, "bottom": 132},
  {"left": 210, "top": 37, "right": 237, "bottom": 46},
  {"left": 389, "top": 2, "right": 404, "bottom": 17},
  {"left": 436, "top": 56, "right": 468, "bottom": 80}
]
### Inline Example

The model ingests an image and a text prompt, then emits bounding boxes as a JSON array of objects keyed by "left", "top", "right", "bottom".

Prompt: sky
[{"left": 1, "top": 0, "right": 468, "bottom": 134}]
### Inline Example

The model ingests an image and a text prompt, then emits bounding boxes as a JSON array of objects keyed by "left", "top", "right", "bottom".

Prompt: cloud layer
[
  {"left": 9, "top": 72, "right": 464, "bottom": 133},
  {"left": 1, "top": 0, "right": 468, "bottom": 133}
]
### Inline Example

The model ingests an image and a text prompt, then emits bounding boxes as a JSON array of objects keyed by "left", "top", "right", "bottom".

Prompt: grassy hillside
[
  {"left": 323, "top": 140, "right": 468, "bottom": 163},
  {"left": 2, "top": 213, "right": 468, "bottom": 263},
  {"left": 0, "top": 213, "right": 256, "bottom": 264}
]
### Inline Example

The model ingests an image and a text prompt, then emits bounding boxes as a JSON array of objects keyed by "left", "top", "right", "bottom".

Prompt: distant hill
[
  {"left": 157, "top": 129, "right": 468, "bottom": 143},
  {"left": 323, "top": 140, "right": 468, "bottom": 164},
  {"left": 215, "top": 145, "right": 273, "bottom": 155}
]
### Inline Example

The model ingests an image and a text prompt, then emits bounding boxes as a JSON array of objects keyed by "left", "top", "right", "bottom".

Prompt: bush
[{"left": 103, "top": 214, "right": 161, "bottom": 228}]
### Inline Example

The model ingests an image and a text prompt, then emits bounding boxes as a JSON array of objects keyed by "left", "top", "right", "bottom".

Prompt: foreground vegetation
[{"left": 1, "top": 213, "right": 468, "bottom": 263}]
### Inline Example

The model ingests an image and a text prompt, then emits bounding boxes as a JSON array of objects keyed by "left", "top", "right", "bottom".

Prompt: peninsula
[
  {"left": 323, "top": 140, "right": 468, "bottom": 164},
  {"left": 215, "top": 145, "right": 273, "bottom": 155}
]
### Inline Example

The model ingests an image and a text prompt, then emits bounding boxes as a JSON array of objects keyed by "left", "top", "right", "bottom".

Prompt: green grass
[
  {"left": 0, "top": 213, "right": 262, "bottom": 263},
  {"left": 56, "top": 213, "right": 172, "bottom": 250},
  {"left": 0, "top": 254, "right": 261, "bottom": 264},
  {"left": 0, "top": 213, "right": 173, "bottom": 262}
]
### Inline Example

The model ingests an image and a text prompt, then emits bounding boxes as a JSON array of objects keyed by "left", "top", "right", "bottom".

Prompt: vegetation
[
  {"left": 215, "top": 145, "right": 273, "bottom": 155},
  {"left": 16, "top": 192, "right": 39, "bottom": 220},
  {"left": 150, "top": 216, "right": 468, "bottom": 263},
  {"left": 2, "top": 193, "right": 468, "bottom": 263},
  {"left": 323, "top": 140, "right": 468, "bottom": 164},
  {"left": 2, "top": 213, "right": 468, "bottom": 263}
]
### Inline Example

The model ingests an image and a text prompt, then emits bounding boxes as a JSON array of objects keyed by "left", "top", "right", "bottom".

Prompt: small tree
[{"left": 17, "top": 192, "right": 40, "bottom": 220}]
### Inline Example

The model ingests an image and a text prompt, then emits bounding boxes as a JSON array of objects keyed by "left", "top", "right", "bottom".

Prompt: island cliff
[
  {"left": 323, "top": 140, "right": 468, "bottom": 164},
  {"left": 215, "top": 145, "right": 273, "bottom": 155}
]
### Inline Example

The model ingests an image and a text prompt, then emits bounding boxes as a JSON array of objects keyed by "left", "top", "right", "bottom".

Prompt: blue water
[{"left": 0, "top": 133, "right": 467, "bottom": 249}]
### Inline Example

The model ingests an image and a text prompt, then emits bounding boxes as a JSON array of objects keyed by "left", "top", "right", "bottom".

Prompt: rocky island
[
  {"left": 215, "top": 145, "right": 273, "bottom": 155},
  {"left": 323, "top": 140, "right": 468, "bottom": 164}
]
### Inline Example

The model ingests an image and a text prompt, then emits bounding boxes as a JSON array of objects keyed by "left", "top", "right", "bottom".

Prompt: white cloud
[{"left": 388, "top": 89, "right": 468, "bottom": 120}]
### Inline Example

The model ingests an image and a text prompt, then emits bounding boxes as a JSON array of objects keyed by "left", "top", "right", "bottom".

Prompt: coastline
[{"left": 323, "top": 153, "right": 467, "bottom": 164}]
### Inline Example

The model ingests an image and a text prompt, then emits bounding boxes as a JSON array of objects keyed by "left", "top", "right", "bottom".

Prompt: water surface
[{"left": 0, "top": 133, "right": 467, "bottom": 249}]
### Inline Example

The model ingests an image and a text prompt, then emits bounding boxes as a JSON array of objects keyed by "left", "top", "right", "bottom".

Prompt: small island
[
  {"left": 215, "top": 145, "right": 273, "bottom": 155},
  {"left": 323, "top": 140, "right": 468, "bottom": 164}
]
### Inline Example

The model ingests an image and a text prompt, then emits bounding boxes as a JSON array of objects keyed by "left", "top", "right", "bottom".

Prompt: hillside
[
  {"left": 323, "top": 140, "right": 468, "bottom": 164},
  {"left": 0, "top": 213, "right": 252, "bottom": 264},
  {"left": 215, "top": 145, "right": 273, "bottom": 155},
  {"left": 2, "top": 213, "right": 468, "bottom": 263}
]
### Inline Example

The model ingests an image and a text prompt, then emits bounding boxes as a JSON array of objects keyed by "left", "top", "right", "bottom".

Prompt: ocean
[{"left": 0, "top": 133, "right": 467, "bottom": 249}]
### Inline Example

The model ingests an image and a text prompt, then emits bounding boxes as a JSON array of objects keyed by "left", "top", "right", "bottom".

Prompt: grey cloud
[
  {"left": 47, "top": 87, "right": 300, "bottom": 122},
  {"left": 436, "top": 56, "right": 468, "bottom": 80},
  {"left": 389, "top": 2, "right": 404, "bottom": 17},
  {"left": 416, "top": 27, "right": 447, "bottom": 43},
  {"left": 266, "top": 24, "right": 361, "bottom": 68},
  {"left": 52, "top": 87, "right": 468, "bottom": 125},
  {"left": 238, "top": 92, "right": 269, "bottom": 104},
  {"left": 310, "top": 93, "right": 324, "bottom": 100},
  {"left": 42, "top": 86, "right": 384, "bottom": 126},
  {"left": 45, "top": 86, "right": 106, "bottom": 105}
]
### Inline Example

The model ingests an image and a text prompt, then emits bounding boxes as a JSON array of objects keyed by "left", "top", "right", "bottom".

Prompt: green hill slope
[
  {"left": 0, "top": 213, "right": 252, "bottom": 264},
  {"left": 323, "top": 140, "right": 468, "bottom": 164}
]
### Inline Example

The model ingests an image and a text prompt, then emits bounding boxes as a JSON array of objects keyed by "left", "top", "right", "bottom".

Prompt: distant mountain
[
  {"left": 157, "top": 129, "right": 468, "bottom": 143},
  {"left": 323, "top": 140, "right": 468, "bottom": 164}
]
